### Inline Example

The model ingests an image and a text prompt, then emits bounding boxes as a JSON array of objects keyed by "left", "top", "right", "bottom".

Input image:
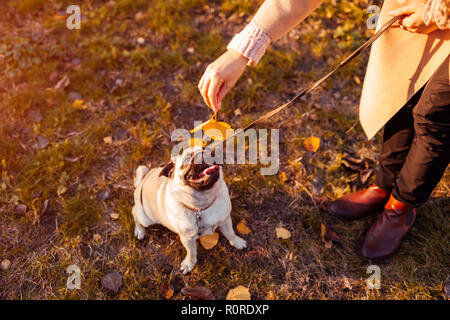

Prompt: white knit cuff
[
  {"left": 227, "top": 22, "right": 271, "bottom": 67},
  {"left": 422, "top": 0, "right": 450, "bottom": 30}
]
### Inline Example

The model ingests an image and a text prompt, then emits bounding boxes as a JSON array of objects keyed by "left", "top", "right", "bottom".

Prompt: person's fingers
[
  {"left": 201, "top": 76, "right": 213, "bottom": 109},
  {"left": 398, "top": 22, "right": 408, "bottom": 30},
  {"left": 198, "top": 68, "right": 210, "bottom": 104},
  {"left": 198, "top": 72, "right": 206, "bottom": 92},
  {"left": 199, "top": 65, "right": 211, "bottom": 96},
  {"left": 401, "top": 14, "right": 418, "bottom": 28},
  {"left": 217, "top": 82, "right": 233, "bottom": 110},
  {"left": 389, "top": 4, "right": 416, "bottom": 17},
  {"left": 207, "top": 73, "right": 222, "bottom": 112}
]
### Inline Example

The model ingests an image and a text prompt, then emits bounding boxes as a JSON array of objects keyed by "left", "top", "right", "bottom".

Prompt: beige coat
[{"left": 360, "top": 0, "right": 450, "bottom": 139}]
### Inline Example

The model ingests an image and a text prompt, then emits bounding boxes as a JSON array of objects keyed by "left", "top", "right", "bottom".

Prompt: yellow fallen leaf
[
  {"left": 190, "top": 115, "right": 215, "bottom": 134},
  {"left": 203, "top": 122, "right": 233, "bottom": 141},
  {"left": 279, "top": 171, "right": 288, "bottom": 183},
  {"left": 321, "top": 223, "right": 333, "bottom": 249},
  {"left": 53, "top": 14, "right": 66, "bottom": 20},
  {"left": 237, "top": 219, "right": 251, "bottom": 235},
  {"left": 190, "top": 114, "right": 233, "bottom": 141},
  {"left": 189, "top": 138, "right": 207, "bottom": 148},
  {"left": 276, "top": 227, "right": 291, "bottom": 240},
  {"left": 103, "top": 136, "right": 113, "bottom": 144},
  {"left": 199, "top": 232, "right": 219, "bottom": 250},
  {"left": 226, "top": 285, "right": 251, "bottom": 300},
  {"left": 304, "top": 136, "right": 320, "bottom": 152},
  {"left": 72, "top": 99, "right": 87, "bottom": 109},
  {"left": 165, "top": 285, "right": 174, "bottom": 299}
]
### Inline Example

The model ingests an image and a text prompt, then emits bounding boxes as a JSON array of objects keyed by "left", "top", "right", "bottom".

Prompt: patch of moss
[{"left": 59, "top": 193, "right": 102, "bottom": 237}]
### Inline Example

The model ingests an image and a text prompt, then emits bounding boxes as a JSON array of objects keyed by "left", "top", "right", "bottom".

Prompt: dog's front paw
[
  {"left": 180, "top": 258, "right": 196, "bottom": 274},
  {"left": 134, "top": 225, "right": 146, "bottom": 240},
  {"left": 230, "top": 237, "right": 247, "bottom": 249}
]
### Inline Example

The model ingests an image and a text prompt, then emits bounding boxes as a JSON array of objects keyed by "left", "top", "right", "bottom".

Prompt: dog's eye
[
  {"left": 182, "top": 154, "right": 191, "bottom": 165},
  {"left": 193, "top": 153, "right": 203, "bottom": 164}
]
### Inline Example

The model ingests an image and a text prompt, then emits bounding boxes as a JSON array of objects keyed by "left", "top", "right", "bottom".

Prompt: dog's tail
[{"left": 134, "top": 165, "right": 150, "bottom": 187}]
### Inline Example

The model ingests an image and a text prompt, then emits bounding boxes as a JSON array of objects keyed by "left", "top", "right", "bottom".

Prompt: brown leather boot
[
  {"left": 361, "top": 194, "right": 416, "bottom": 260},
  {"left": 329, "top": 185, "right": 390, "bottom": 220}
]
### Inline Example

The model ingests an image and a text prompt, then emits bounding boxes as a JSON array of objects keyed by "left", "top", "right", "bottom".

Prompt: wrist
[{"left": 227, "top": 48, "right": 250, "bottom": 64}]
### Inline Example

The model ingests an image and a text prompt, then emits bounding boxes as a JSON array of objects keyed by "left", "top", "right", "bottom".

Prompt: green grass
[{"left": 0, "top": 0, "right": 448, "bottom": 300}]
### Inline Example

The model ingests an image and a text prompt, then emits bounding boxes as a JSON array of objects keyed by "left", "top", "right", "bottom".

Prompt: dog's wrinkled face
[{"left": 160, "top": 147, "right": 220, "bottom": 191}]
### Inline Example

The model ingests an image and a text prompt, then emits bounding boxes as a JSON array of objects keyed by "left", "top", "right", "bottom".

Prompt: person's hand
[
  {"left": 198, "top": 50, "right": 248, "bottom": 113},
  {"left": 389, "top": 2, "right": 438, "bottom": 34}
]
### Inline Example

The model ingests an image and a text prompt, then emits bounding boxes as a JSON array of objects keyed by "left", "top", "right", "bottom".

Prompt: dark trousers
[{"left": 375, "top": 55, "right": 450, "bottom": 208}]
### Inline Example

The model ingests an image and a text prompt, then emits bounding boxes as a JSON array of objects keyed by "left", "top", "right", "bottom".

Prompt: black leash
[{"left": 206, "top": 15, "right": 405, "bottom": 150}]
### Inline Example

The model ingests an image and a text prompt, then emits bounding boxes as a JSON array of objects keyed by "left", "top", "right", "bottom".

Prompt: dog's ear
[{"left": 159, "top": 162, "right": 174, "bottom": 178}]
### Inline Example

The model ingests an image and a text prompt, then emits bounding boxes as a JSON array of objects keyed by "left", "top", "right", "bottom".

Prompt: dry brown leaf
[
  {"left": 110, "top": 213, "right": 120, "bottom": 220},
  {"left": 199, "top": 232, "right": 219, "bottom": 249},
  {"left": 54, "top": 75, "right": 70, "bottom": 89},
  {"left": 65, "top": 156, "right": 84, "bottom": 162},
  {"left": 226, "top": 285, "right": 251, "bottom": 300},
  {"left": 96, "top": 189, "right": 111, "bottom": 201},
  {"left": 1, "top": 259, "right": 11, "bottom": 271},
  {"left": 101, "top": 271, "right": 122, "bottom": 292},
  {"left": 14, "top": 204, "right": 27, "bottom": 215},
  {"left": 34, "top": 135, "right": 49, "bottom": 150},
  {"left": 444, "top": 282, "right": 450, "bottom": 299},
  {"left": 321, "top": 222, "right": 342, "bottom": 249},
  {"left": 342, "top": 276, "right": 353, "bottom": 290},
  {"left": 41, "top": 199, "right": 49, "bottom": 215},
  {"left": 304, "top": 136, "right": 320, "bottom": 152},
  {"left": 360, "top": 168, "right": 373, "bottom": 184},
  {"left": 324, "top": 224, "right": 342, "bottom": 243},
  {"left": 276, "top": 227, "right": 291, "bottom": 240},
  {"left": 343, "top": 154, "right": 365, "bottom": 165},
  {"left": 49, "top": 70, "right": 59, "bottom": 83},
  {"left": 181, "top": 287, "right": 216, "bottom": 300},
  {"left": 111, "top": 137, "right": 132, "bottom": 147},
  {"left": 341, "top": 159, "right": 363, "bottom": 171},
  {"left": 28, "top": 109, "right": 42, "bottom": 123},
  {"left": 134, "top": 11, "right": 147, "bottom": 22},
  {"left": 236, "top": 219, "right": 251, "bottom": 235},
  {"left": 103, "top": 136, "right": 113, "bottom": 144},
  {"left": 93, "top": 233, "right": 102, "bottom": 242}
]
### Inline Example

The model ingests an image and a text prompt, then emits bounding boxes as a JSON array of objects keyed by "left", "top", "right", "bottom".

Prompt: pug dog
[{"left": 132, "top": 146, "right": 247, "bottom": 274}]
